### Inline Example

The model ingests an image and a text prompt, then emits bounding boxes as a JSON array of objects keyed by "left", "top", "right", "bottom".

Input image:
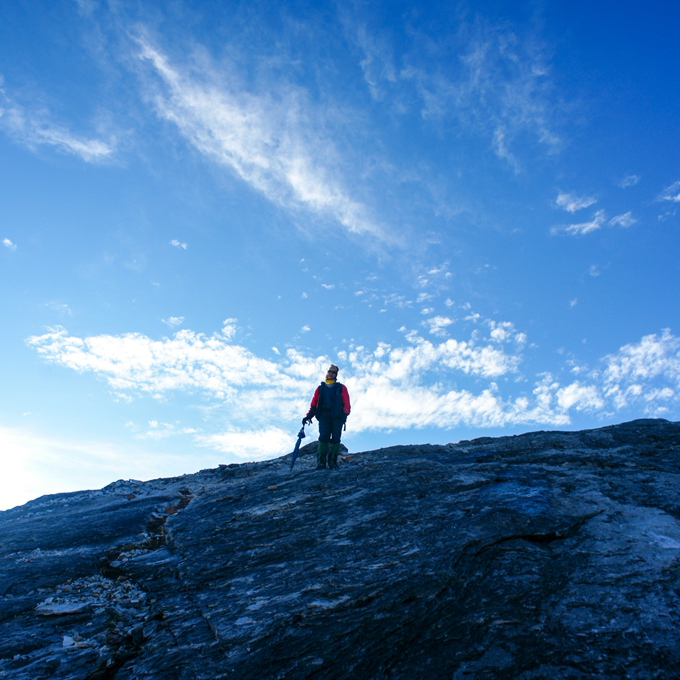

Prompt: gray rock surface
[{"left": 2, "top": 421, "right": 680, "bottom": 679}]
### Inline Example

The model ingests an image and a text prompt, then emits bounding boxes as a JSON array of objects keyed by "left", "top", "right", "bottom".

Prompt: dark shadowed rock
[{"left": 2, "top": 419, "right": 680, "bottom": 678}]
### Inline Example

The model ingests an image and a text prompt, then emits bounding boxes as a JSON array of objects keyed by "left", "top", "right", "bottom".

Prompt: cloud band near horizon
[{"left": 25, "top": 322, "right": 680, "bottom": 458}]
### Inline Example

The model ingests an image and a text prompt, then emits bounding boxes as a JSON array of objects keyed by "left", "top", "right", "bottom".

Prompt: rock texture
[{"left": 2, "top": 420, "right": 680, "bottom": 679}]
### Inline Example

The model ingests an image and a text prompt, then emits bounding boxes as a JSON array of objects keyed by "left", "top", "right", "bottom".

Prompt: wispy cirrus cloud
[
  {"left": 552, "top": 209, "right": 636, "bottom": 235},
  {"left": 134, "top": 37, "right": 380, "bottom": 238},
  {"left": 658, "top": 180, "right": 680, "bottom": 203},
  {"left": 343, "top": 12, "right": 561, "bottom": 170},
  {"left": 556, "top": 191, "right": 597, "bottom": 213},
  {"left": 552, "top": 209, "right": 606, "bottom": 235},
  {"left": 399, "top": 20, "right": 561, "bottom": 168},
  {"left": 618, "top": 174, "right": 640, "bottom": 188},
  {"left": 353, "top": 23, "right": 397, "bottom": 101},
  {"left": 609, "top": 211, "right": 636, "bottom": 228},
  {"left": 0, "top": 86, "right": 114, "bottom": 162}
]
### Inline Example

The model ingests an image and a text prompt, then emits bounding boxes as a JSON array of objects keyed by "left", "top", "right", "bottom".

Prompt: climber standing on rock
[{"left": 302, "top": 364, "right": 351, "bottom": 470}]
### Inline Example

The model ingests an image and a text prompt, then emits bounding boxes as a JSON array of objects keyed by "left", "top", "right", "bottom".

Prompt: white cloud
[
  {"left": 197, "top": 428, "right": 292, "bottom": 460},
  {"left": 530, "top": 330, "right": 679, "bottom": 418},
  {"left": 553, "top": 209, "right": 606, "bottom": 236},
  {"left": 604, "top": 331, "right": 680, "bottom": 383},
  {"left": 135, "top": 37, "right": 379, "bottom": 238},
  {"left": 25, "top": 320, "right": 533, "bottom": 434},
  {"left": 3, "top": 238, "right": 17, "bottom": 251},
  {"left": 422, "top": 315, "right": 454, "bottom": 336},
  {"left": 0, "top": 424, "right": 199, "bottom": 511},
  {"left": 0, "top": 88, "right": 114, "bottom": 162},
  {"left": 556, "top": 382, "right": 604, "bottom": 412},
  {"left": 618, "top": 174, "right": 640, "bottom": 188},
  {"left": 487, "top": 320, "right": 523, "bottom": 344},
  {"left": 344, "top": 332, "right": 521, "bottom": 386},
  {"left": 28, "top": 319, "right": 680, "bottom": 445},
  {"left": 609, "top": 212, "right": 636, "bottom": 227},
  {"left": 556, "top": 191, "right": 597, "bottom": 213},
  {"left": 170, "top": 239, "right": 188, "bottom": 249},
  {"left": 554, "top": 209, "right": 634, "bottom": 235},
  {"left": 427, "top": 264, "right": 451, "bottom": 278},
  {"left": 601, "top": 329, "right": 680, "bottom": 413},
  {"left": 26, "top": 322, "right": 313, "bottom": 408},
  {"left": 162, "top": 316, "right": 184, "bottom": 328},
  {"left": 658, "top": 181, "right": 680, "bottom": 203}
]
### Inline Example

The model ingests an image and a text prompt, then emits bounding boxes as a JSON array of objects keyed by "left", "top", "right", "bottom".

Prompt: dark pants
[{"left": 318, "top": 410, "right": 344, "bottom": 444}]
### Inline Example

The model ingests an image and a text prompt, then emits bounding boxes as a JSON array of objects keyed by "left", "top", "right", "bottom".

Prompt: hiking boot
[
  {"left": 328, "top": 443, "right": 340, "bottom": 469},
  {"left": 316, "top": 441, "right": 329, "bottom": 469}
]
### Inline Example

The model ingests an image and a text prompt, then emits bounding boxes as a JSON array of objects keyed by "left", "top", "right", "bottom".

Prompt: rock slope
[{"left": 2, "top": 419, "right": 680, "bottom": 679}]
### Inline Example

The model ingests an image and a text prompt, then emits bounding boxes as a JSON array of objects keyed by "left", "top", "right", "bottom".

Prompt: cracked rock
[{"left": 1, "top": 419, "right": 680, "bottom": 678}]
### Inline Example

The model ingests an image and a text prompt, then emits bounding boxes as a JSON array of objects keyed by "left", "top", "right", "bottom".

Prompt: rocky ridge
[{"left": 1, "top": 419, "right": 680, "bottom": 678}]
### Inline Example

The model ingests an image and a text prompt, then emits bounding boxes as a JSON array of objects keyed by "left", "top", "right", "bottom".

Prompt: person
[{"left": 303, "top": 364, "right": 351, "bottom": 469}]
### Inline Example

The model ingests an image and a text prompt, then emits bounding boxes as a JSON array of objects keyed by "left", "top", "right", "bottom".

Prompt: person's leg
[
  {"left": 316, "top": 441, "right": 329, "bottom": 469},
  {"left": 317, "top": 412, "right": 332, "bottom": 469},
  {"left": 327, "top": 417, "right": 344, "bottom": 469}
]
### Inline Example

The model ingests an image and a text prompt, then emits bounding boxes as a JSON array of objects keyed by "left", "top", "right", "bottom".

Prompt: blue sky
[{"left": 2, "top": 0, "right": 680, "bottom": 509}]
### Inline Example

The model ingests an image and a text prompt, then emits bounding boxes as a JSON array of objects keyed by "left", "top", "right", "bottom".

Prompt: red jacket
[{"left": 307, "top": 381, "right": 351, "bottom": 419}]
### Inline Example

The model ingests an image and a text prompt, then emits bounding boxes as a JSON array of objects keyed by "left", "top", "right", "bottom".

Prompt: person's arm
[
  {"left": 303, "top": 386, "right": 321, "bottom": 424},
  {"left": 341, "top": 385, "right": 351, "bottom": 416}
]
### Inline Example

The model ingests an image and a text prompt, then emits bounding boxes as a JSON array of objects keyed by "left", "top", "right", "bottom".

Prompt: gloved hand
[{"left": 302, "top": 416, "right": 313, "bottom": 426}]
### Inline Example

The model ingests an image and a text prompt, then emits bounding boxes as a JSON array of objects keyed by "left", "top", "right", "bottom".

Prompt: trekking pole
[{"left": 289, "top": 425, "right": 306, "bottom": 472}]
